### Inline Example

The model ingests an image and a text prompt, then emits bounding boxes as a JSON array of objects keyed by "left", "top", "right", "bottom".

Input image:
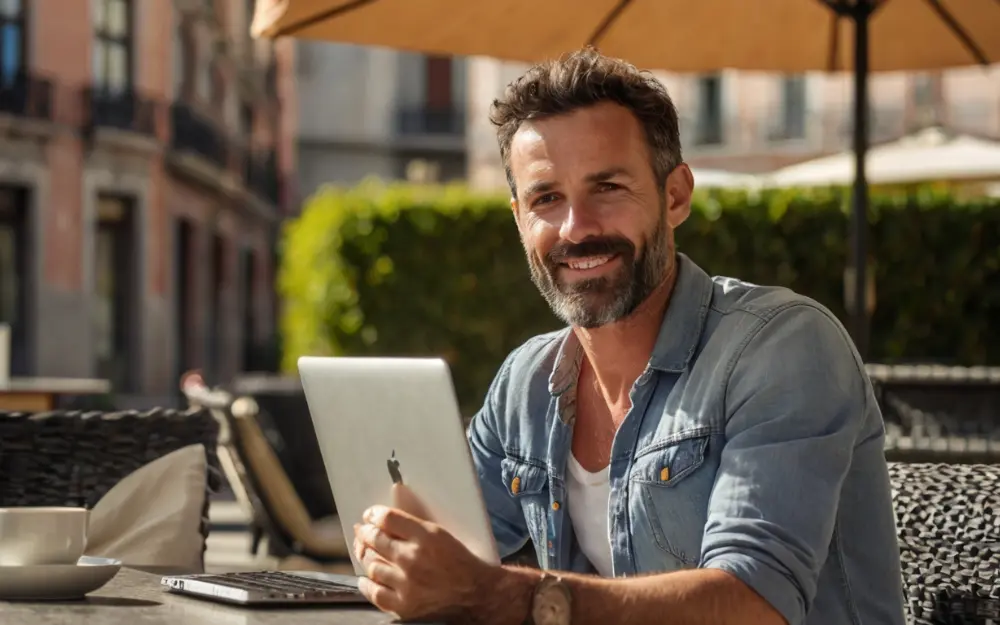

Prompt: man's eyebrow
[
  {"left": 523, "top": 180, "right": 556, "bottom": 198},
  {"left": 585, "top": 167, "right": 631, "bottom": 183},
  {"left": 522, "top": 168, "right": 631, "bottom": 199}
]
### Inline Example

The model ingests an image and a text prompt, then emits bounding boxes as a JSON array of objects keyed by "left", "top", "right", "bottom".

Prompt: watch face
[{"left": 532, "top": 579, "right": 572, "bottom": 625}]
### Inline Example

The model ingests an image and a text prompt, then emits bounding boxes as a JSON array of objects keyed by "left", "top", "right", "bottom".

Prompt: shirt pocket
[
  {"left": 628, "top": 431, "right": 713, "bottom": 567},
  {"left": 501, "top": 457, "right": 550, "bottom": 559}
]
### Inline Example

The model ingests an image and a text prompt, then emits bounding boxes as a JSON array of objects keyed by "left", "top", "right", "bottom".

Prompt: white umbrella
[
  {"left": 691, "top": 168, "right": 761, "bottom": 190},
  {"left": 766, "top": 127, "right": 1000, "bottom": 188}
]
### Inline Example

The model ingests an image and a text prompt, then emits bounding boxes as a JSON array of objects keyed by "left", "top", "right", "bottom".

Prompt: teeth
[{"left": 567, "top": 255, "right": 612, "bottom": 270}]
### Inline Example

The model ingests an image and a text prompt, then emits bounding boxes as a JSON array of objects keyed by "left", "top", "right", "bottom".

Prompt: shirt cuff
[{"left": 703, "top": 554, "right": 804, "bottom": 625}]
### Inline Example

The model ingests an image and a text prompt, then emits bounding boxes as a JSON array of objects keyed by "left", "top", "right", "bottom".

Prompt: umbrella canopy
[
  {"left": 767, "top": 127, "right": 1000, "bottom": 187},
  {"left": 252, "top": 0, "right": 1000, "bottom": 72},
  {"left": 692, "top": 168, "right": 762, "bottom": 190},
  {"left": 253, "top": 0, "right": 1000, "bottom": 358}
]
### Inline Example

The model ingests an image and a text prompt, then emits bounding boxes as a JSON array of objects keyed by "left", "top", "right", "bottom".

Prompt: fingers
[
  {"left": 354, "top": 522, "right": 399, "bottom": 561},
  {"left": 358, "top": 576, "right": 400, "bottom": 615},
  {"left": 364, "top": 504, "right": 427, "bottom": 540},
  {"left": 365, "top": 555, "right": 407, "bottom": 590},
  {"left": 354, "top": 534, "right": 405, "bottom": 586}
]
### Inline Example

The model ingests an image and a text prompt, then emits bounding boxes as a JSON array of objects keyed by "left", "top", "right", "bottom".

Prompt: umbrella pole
[{"left": 849, "top": 2, "right": 873, "bottom": 360}]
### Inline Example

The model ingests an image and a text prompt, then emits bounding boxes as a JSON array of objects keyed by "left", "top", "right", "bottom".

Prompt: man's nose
[{"left": 558, "top": 202, "right": 601, "bottom": 244}]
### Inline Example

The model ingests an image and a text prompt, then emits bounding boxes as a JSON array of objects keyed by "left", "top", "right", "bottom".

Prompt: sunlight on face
[{"left": 508, "top": 102, "right": 687, "bottom": 328}]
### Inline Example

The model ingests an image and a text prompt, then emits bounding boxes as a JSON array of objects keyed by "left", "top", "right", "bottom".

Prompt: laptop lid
[{"left": 297, "top": 356, "right": 500, "bottom": 576}]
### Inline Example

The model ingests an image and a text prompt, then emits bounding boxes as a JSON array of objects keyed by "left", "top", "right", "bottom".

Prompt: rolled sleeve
[
  {"left": 706, "top": 553, "right": 801, "bottom": 625},
  {"left": 699, "top": 303, "right": 870, "bottom": 625}
]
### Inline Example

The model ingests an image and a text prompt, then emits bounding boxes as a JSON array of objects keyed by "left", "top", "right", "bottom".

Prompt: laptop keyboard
[{"left": 190, "top": 571, "right": 361, "bottom": 599}]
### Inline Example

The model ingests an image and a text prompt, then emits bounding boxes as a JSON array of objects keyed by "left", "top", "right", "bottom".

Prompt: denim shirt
[{"left": 466, "top": 254, "right": 906, "bottom": 625}]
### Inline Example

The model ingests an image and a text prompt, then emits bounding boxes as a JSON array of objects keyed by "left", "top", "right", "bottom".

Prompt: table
[
  {"left": 0, "top": 568, "right": 399, "bottom": 624},
  {"left": 0, "top": 377, "right": 111, "bottom": 412}
]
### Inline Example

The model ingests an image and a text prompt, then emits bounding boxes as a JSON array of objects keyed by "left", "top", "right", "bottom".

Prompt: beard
[{"left": 525, "top": 211, "right": 671, "bottom": 329}]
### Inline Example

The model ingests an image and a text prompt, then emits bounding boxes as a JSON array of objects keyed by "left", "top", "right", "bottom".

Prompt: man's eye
[
  {"left": 597, "top": 182, "right": 620, "bottom": 192},
  {"left": 534, "top": 193, "right": 559, "bottom": 206}
]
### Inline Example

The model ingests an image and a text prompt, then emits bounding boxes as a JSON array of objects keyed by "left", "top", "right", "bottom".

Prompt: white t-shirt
[{"left": 566, "top": 453, "right": 614, "bottom": 577}]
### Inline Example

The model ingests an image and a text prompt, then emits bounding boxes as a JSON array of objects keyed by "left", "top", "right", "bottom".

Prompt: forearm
[{"left": 487, "top": 566, "right": 785, "bottom": 625}]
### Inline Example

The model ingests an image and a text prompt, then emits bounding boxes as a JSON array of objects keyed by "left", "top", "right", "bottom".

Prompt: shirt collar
[{"left": 648, "top": 252, "right": 714, "bottom": 373}]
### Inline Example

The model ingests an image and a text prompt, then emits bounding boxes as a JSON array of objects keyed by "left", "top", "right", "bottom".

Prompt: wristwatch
[{"left": 525, "top": 573, "right": 572, "bottom": 625}]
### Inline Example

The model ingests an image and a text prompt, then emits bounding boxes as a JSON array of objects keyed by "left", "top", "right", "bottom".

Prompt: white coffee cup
[{"left": 0, "top": 507, "right": 89, "bottom": 566}]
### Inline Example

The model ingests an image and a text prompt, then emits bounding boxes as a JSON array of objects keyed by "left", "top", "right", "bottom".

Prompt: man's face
[{"left": 508, "top": 102, "right": 692, "bottom": 328}]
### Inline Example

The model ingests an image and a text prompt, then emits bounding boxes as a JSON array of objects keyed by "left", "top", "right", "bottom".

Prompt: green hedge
[{"left": 278, "top": 181, "right": 1000, "bottom": 415}]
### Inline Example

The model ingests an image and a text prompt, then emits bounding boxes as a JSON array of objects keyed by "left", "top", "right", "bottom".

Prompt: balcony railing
[
  {"left": 84, "top": 87, "right": 157, "bottom": 136},
  {"left": 244, "top": 149, "right": 280, "bottom": 205},
  {"left": 0, "top": 72, "right": 54, "bottom": 120},
  {"left": 170, "top": 103, "right": 228, "bottom": 169},
  {"left": 396, "top": 106, "right": 466, "bottom": 136}
]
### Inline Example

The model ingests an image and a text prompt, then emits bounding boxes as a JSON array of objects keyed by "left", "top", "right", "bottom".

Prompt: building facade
[
  {"left": 467, "top": 58, "right": 1000, "bottom": 189},
  {"left": 0, "top": 0, "right": 296, "bottom": 401},
  {"left": 295, "top": 41, "right": 467, "bottom": 198}
]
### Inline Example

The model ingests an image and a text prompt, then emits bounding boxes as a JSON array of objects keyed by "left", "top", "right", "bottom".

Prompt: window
[
  {"left": 173, "top": 22, "right": 192, "bottom": 98},
  {"left": 911, "top": 73, "right": 939, "bottom": 127},
  {"left": 0, "top": 186, "right": 28, "bottom": 376},
  {"left": 239, "top": 101, "right": 253, "bottom": 140},
  {"left": 92, "top": 0, "right": 132, "bottom": 94},
  {"left": 94, "top": 196, "right": 135, "bottom": 390},
  {"left": 695, "top": 75, "right": 723, "bottom": 146},
  {"left": 246, "top": 0, "right": 256, "bottom": 34},
  {"left": 778, "top": 75, "right": 807, "bottom": 140},
  {"left": 173, "top": 219, "right": 195, "bottom": 383},
  {"left": 425, "top": 56, "right": 453, "bottom": 110},
  {"left": 265, "top": 50, "right": 277, "bottom": 94},
  {"left": 912, "top": 74, "right": 935, "bottom": 109},
  {"left": 0, "top": 0, "right": 25, "bottom": 87},
  {"left": 240, "top": 247, "right": 257, "bottom": 372},
  {"left": 210, "top": 56, "right": 226, "bottom": 109},
  {"left": 207, "top": 234, "right": 227, "bottom": 382}
]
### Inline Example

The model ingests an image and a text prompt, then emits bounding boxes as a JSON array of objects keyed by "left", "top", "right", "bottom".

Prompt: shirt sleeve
[
  {"left": 466, "top": 353, "right": 531, "bottom": 559},
  {"left": 699, "top": 303, "right": 875, "bottom": 625}
]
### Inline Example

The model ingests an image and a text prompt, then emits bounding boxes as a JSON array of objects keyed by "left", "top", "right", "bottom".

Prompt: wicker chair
[
  {"left": 0, "top": 408, "right": 223, "bottom": 570},
  {"left": 888, "top": 462, "right": 1000, "bottom": 624}
]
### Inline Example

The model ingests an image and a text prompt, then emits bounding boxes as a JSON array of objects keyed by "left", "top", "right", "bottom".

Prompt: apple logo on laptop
[{"left": 387, "top": 450, "right": 403, "bottom": 485}]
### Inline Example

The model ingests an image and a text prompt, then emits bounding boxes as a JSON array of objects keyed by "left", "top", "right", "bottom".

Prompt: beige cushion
[{"left": 85, "top": 444, "right": 208, "bottom": 573}]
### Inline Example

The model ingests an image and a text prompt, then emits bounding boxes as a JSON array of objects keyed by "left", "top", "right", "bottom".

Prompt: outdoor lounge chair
[{"left": 182, "top": 379, "right": 349, "bottom": 568}]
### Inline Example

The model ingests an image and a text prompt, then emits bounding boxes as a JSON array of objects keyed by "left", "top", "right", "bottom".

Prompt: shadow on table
[{"left": 6, "top": 597, "right": 161, "bottom": 608}]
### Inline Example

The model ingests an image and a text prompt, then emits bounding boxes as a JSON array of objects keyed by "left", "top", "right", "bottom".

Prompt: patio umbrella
[
  {"left": 691, "top": 168, "right": 762, "bottom": 190},
  {"left": 767, "top": 127, "right": 1000, "bottom": 187},
  {"left": 252, "top": 0, "right": 1000, "bottom": 357}
]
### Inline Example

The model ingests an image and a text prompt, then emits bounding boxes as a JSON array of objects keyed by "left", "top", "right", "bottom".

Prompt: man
[{"left": 353, "top": 48, "right": 905, "bottom": 625}]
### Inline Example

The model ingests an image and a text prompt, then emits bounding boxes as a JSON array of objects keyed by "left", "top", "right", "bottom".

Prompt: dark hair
[{"left": 490, "top": 47, "right": 682, "bottom": 195}]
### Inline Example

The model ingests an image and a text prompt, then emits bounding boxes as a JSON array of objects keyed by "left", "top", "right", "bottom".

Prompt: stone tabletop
[
  {"left": 1, "top": 377, "right": 111, "bottom": 394},
  {"left": 0, "top": 568, "right": 401, "bottom": 625}
]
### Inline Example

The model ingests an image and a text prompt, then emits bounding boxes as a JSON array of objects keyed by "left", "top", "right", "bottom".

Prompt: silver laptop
[
  {"left": 162, "top": 356, "right": 499, "bottom": 606},
  {"left": 297, "top": 356, "right": 500, "bottom": 574}
]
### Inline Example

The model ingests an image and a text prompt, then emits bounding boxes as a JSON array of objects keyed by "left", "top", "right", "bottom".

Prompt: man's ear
[
  {"left": 510, "top": 196, "right": 521, "bottom": 227},
  {"left": 664, "top": 163, "right": 693, "bottom": 229}
]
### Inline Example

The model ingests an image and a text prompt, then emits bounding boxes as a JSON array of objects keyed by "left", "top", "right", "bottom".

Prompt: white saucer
[{"left": 0, "top": 556, "right": 121, "bottom": 601}]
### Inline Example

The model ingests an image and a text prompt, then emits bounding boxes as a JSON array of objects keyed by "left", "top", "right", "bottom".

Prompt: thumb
[{"left": 390, "top": 483, "right": 433, "bottom": 522}]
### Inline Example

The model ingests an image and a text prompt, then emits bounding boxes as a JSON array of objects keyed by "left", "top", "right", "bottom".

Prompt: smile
[{"left": 563, "top": 255, "right": 616, "bottom": 270}]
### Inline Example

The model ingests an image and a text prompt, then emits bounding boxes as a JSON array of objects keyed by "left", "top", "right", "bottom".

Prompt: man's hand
[{"left": 353, "top": 485, "right": 504, "bottom": 622}]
